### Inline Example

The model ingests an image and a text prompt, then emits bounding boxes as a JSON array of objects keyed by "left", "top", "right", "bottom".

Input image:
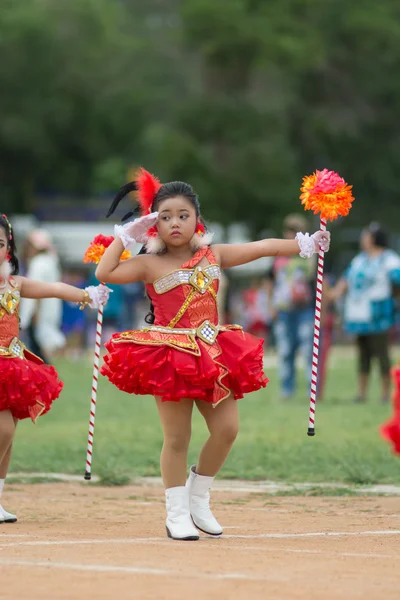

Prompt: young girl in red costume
[
  {"left": 97, "top": 169, "right": 330, "bottom": 541},
  {"left": 0, "top": 214, "right": 110, "bottom": 523}
]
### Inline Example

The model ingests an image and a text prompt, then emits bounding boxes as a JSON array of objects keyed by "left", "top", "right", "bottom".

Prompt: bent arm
[
  {"left": 95, "top": 238, "right": 147, "bottom": 284},
  {"left": 214, "top": 239, "right": 300, "bottom": 270}
]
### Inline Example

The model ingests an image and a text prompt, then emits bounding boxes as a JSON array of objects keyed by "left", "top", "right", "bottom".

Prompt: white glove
[
  {"left": 296, "top": 231, "right": 331, "bottom": 259},
  {"left": 114, "top": 212, "right": 159, "bottom": 250},
  {"left": 84, "top": 284, "right": 113, "bottom": 309}
]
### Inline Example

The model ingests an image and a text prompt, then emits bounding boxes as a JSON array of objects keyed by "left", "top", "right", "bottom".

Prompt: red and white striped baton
[
  {"left": 84, "top": 302, "right": 104, "bottom": 480},
  {"left": 82, "top": 234, "right": 132, "bottom": 479},
  {"left": 300, "top": 168, "right": 354, "bottom": 436},
  {"left": 307, "top": 218, "right": 326, "bottom": 436}
]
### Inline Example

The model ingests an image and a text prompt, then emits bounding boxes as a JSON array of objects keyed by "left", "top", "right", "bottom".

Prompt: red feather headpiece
[
  {"left": 136, "top": 168, "right": 162, "bottom": 215},
  {"left": 106, "top": 167, "right": 163, "bottom": 221}
]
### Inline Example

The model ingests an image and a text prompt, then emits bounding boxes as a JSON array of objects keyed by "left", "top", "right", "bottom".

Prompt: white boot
[
  {"left": 186, "top": 465, "right": 223, "bottom": 536},
  {"left": 0, "top": 505, "right": 17, "bottom": 523},
  {"left": 165, "top": 486, "right": 199, "bottom": 541}
]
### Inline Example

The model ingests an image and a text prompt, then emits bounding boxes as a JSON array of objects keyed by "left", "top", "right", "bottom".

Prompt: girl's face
[
  {"left": 156, "top": 196, "right": 197, "bottom": 247},
  {"left": 0, "top": 227, "right": 8, "bottom": 266}
]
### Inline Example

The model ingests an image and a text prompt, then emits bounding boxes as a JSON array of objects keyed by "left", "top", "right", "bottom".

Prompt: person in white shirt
[{"left": 20, "top": 230, "right": 66, "bottom": 362}]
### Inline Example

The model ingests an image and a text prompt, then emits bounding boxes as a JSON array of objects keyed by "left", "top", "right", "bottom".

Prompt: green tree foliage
[{"left": 1, "top": 0, "right": 400, "bottom": 232}]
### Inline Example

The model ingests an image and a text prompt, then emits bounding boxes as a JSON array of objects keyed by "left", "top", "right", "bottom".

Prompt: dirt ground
[{"left": 0, "top": 483, "right": 400, "bottom": 600}]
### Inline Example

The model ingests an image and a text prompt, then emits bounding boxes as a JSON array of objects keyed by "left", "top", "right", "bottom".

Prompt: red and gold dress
[
  {"left": 101, "top": 247, "right": 268, "bottom": 405},
  {"left": 0, "top": 277, "right": 63, "bottom": 421}
]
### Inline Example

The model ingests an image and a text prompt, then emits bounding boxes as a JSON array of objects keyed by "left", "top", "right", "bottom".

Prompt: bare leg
[
  {"left": 0, "top": 411, "right": 17, "bottom": 478},
  {"left": 195, "top": 395, "right": 239, "bottom": 477},
  {"left": 155, "top": 397, "right": 193, "bottom": 488}
]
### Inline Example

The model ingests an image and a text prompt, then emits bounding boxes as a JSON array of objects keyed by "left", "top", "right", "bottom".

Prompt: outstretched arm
[
  {"left": 214, "top": 231, "right": 329, "bottom": 269},
  {"left": 17, "top": 277, "right": 110, "bottom": 309},
  {"left": 18, "top": 277, "right": 87, "bottom": 303}
]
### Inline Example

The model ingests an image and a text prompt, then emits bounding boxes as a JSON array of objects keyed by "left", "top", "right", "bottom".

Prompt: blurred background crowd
[{"left": 3, "top": 0, "right": 400, "bottom": 404}]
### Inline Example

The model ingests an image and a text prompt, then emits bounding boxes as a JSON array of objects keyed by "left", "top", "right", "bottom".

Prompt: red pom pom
[
  {"left": 91, "top": 234, "right": 114, "bottom": 248},
  {"left": 84, "top": 235, "right": 131, "bottom": 264}
]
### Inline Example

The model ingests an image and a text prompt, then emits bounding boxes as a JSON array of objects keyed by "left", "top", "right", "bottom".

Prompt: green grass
[{"left": 10, "top": 349, "right": 400, "bottom": 485}]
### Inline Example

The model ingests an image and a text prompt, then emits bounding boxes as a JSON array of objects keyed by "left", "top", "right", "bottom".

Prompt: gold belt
[
  {"left": 0, "top": 337, "right": 26, "bottom": 359},
  {"left": 148, "top": 320, "right": 220, "bottom": 345}
]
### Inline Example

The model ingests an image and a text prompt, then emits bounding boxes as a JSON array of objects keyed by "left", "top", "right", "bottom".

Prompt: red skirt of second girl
[
  {"left": 0, "top": 352, "right": 63, "bottom": 421},
  {"left": 101, "top": 327, "right": 268, "bottom": 405}
]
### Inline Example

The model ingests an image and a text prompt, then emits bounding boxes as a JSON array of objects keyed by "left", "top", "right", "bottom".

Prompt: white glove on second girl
[
  {"left": 296, "top": 231, "right": 331, "bottom": 259},
  {"left": 114, "top": 212, "right": 159, "bottom": 250},
  {"left": 84, "top": 284, "right": 113, "bottom": 309}
]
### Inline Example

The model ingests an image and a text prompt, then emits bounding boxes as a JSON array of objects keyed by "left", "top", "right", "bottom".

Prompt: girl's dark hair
[
  {"left": 152, "top": 181, "right": 200, "bottom": 217},
  {"left": 107, "top": 179, "right": 201, "bottom": 325},
  {"left": 0, "top": 214, "right": 19, "bottom": 275},
  {"left": 106, "top": 180, "right": 200, "bottom": 222},
  {"left": 366, "top": 222, "right": 389, "bottom": 249}
]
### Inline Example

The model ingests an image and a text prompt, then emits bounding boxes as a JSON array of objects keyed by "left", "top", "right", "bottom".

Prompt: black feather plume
[{"left": 106, "top": 181, "right": 138, "bottom": 218}]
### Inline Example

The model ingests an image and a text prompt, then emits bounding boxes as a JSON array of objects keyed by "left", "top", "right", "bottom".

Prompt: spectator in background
[
  {"left": 20, "top": 229, "right": 66, "bottom": 362},
  {"left": 118, "top": 280, "right": 144, "bottom": 331},
  {"left": 241, "top": 278, "right": 271, "bottom": 343},
  {"left": 327, "top": 223, "right": 400, "bottom": 404},
  {"left": 268, "top": 214, "right": 316, "bottom": 399},
  {"left": 61, "top": 268, "right": 89, "bottom": 360},
  {"left": 217, "top": 271, "right": 229, "bottom": 325}
]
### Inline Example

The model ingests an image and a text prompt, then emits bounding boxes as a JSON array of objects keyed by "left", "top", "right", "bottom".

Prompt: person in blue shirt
[
  {"left": 267, "top": 214, "right": 316, "bottom": 399},
  {"left": 329, "top": 223, "right": 400, "bottom": 403}
]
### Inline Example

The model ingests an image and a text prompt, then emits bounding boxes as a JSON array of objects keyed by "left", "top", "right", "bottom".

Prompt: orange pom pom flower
[
  {"left": 83, "top": 234, "right": 131, "bottom": 265},
  {"left": 300, "top": 169, "right": 354, "bottom": 222}
]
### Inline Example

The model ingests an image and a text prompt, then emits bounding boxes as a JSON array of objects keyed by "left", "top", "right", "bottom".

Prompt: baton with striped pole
[
  {"left": 84, "top": 302, "right": 104, "bottom": 480},
  {"left": 82, "top": 235, "right": 132, "bottom": 480},
  {"left": 307, "top": 218, "right": 326, "bottom": 436},
  {"left": 300, "top": 169, "right": 354, "bottom": 436}
]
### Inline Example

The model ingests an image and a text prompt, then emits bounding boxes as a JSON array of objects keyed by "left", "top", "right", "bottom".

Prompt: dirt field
[{"left": 1, "top": 483, "right": 400, "bottom": 599}]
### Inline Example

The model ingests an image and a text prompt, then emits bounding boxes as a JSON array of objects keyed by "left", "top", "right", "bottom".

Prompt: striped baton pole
[
  {"left": 307, "top": 218, "right": 326, "bottom": 436},
  {"left": 84, "top": 302, "right": 104, "bottom": 480}
]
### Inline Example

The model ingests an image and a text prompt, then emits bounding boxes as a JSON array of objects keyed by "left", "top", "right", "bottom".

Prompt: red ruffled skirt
[
  {"left": 0, "top": 354, "right": 63, "bottom": 420},
  {"left": 101, "top": 328, "right": 268, "bottom": 405}
]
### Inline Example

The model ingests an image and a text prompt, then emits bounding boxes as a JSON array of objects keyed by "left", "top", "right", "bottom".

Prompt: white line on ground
[
  {"left": 1, "top": 530, "right": 400, "bottom": 549},
  {"left": 223, "top": 530, "right": 400, "bottom": 539},
  {"left": 230, "top": 508, "right": 400, "bottom": 518},
  {"left": 205, "top": 544, "right": 400, "bottom": 559},
  {"left": 0, "top": 559, "right": 278, "bottom": 582},
  {"left": 0, "top": 537, "right": 165, "bottom": 548},
  {"left": 6, "top": 473, "right": 400, "bottom": 495}
]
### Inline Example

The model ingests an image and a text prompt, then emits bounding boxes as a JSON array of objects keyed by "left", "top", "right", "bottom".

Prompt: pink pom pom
[{"left": 312, "top": 169, "right": 346, "bottom": 194}]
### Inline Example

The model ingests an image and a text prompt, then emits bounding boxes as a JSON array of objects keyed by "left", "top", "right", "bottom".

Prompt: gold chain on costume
[{"left": 167, "top": 289, "right": 196, "bottom": 328}]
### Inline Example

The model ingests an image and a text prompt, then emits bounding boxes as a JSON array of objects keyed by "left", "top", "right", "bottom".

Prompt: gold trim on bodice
[
  {"left": 0, "top": 281, "right": 20, "bottom": 319},
  {"left": 0, "top": 336, "right": 26, "bottom": 359},
  {"left": 149, "top": 321, "right": 221, "bottom": 345},
  {"left": 117, "top": 322, "right": 242, "bottom": 348},
  {"left": 153, "top": 264, "right": 220, "bottom": 294}
]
